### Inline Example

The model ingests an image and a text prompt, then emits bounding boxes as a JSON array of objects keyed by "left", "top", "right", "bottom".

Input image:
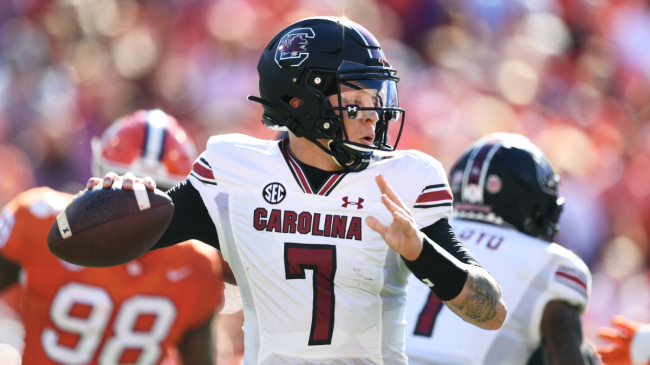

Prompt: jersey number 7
[
  {"left": 414, "top": 291, "right": 444, "bottom": 337},
  {"left": 284, "top": 243, "right": 337, "bottom": 346}
]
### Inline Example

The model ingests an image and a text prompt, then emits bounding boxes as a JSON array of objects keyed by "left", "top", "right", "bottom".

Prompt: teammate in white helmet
[{"left": 405, "top": 133, "right": 595, "bottom": 365}]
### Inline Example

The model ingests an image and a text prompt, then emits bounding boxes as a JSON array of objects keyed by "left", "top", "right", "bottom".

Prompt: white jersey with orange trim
[
  {"left": 188, "top": 134, "right": 453, "bottom": 365},
  {"left": 404, "top": 219, "right": 591, "bottom": 365}
]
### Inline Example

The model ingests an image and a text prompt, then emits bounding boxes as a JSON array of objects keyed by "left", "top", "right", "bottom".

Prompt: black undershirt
[
  {"left": 153, "top": 173, "right": 480, "bottom": 268},
  {"left": 297, "top": 161, "right": 344, "bottom": 192}
]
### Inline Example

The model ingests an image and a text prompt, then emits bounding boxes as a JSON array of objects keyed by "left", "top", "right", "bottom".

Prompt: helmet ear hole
[{"left": 282, "top": 95, "right": 304, "bottom": 108}]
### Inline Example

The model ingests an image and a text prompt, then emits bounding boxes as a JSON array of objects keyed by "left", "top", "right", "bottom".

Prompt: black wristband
[{"left": 402, "top": 236, "right": 469, "bottom": 301}]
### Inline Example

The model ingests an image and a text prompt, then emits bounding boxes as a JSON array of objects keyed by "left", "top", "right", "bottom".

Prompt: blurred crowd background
[{"left": 0, "top": 0, "right": 649, "bottom": 358}]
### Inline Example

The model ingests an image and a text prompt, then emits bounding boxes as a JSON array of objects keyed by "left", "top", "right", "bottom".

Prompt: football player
[
  {"left": 84, "top": 17, "right": 506, "bottom": 364},
  {"left": 404, "top": 133, "right": 594, "bottom": 365},
  {"left": 0, "top": 110, "right": 226, "bottom": 365},
  {"left": 597, "top": 315, "right": 650, "bottom": 365}
]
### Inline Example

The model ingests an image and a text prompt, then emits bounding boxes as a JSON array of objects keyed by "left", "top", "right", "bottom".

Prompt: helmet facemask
[{"left": 302, "top": 61, "right": 405, "bottom": 172}]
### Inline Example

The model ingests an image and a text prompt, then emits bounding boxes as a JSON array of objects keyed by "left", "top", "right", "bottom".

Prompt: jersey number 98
[{"left": 42, "top": 282, "right": 177, "bottom": 365}]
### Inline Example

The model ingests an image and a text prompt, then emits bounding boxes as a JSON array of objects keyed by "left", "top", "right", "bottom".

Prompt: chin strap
[{"left": 328, "top": 140, "right": 373, "bottom": 172}]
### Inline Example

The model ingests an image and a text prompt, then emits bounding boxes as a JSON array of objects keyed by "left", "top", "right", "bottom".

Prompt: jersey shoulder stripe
[
  {"left": 376, "top": 150, "right": 453, "bottom": 224},
  {"left": 544, "top": 243, "right": 591, "bottom": 311},
  {"left": 190, "top": 156, "right": 216, "bottom": 185},
  {"left": 414, "top": 184, "right": 452, "bottom": 209},
  {"left": 554, "top": 265, "right": 588, "bottom": 298}
]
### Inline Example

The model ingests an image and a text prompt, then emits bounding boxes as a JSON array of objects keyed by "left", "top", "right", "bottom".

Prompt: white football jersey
[
  {"left": 188, "top": 134, "right": 454, "bottom": 365},
  {"left": 404, "top": 219, "right": 591, "bottom": 365}
]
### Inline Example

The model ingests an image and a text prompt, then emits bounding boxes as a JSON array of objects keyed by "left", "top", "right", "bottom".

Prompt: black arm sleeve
[
  {"left": 420, "top": 218, "right": 481, "bottom": 268},
  {"left": 150, "top": 180, "right": 220, "bottom": 251},
  {"left": 402, "top": 218, "right": 482, "bottom": 301}
]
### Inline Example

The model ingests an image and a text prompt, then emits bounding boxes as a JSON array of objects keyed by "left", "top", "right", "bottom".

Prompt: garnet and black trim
[
  {"left": 317, "top": 173, "right": 346, "bottom": 196},
  {"left": 422, "top": 184, "right": 446, "bottom": 191},
  {"left": 279, "top": 139, "right": 348, "bottom": 196},
  {"left": 414, "top": 202, "right": 453, "bottom": 209},
  {"left": 413, "top": 184, "right": 452, "bottom": 209},
  {"left": 414, "top": 291, "right": 444, "bottom": 337},
  {"left": 190, "top": 156, "right": 217, "bottom": 185}
]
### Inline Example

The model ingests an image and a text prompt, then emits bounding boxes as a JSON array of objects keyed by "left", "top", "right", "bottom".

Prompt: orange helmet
[{"left": 91, "top": 110, "right": 197, "bottom": 190}]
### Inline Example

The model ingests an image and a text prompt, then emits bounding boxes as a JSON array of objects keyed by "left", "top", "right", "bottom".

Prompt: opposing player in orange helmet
[
  {"left": 597, "top": 316, "right": 650, "bottom": 365},
  {"left": 0, "top": 109, "right": 228, "bottom": 365},
  {"left": 91, "top": 109, "right": 197, "bottom": 190}
]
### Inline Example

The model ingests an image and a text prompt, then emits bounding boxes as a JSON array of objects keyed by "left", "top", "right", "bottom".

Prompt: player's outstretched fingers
[
  {"left": 392, "top": 210, "right": 414, "bottom": 228},
  {"left": 365, "top": 216, "right": 388, "bottom": 237},
  {"left": 382, "top": 194, "right": 418, "bottom": 229},
  {"left": 598, "top": 327, "right": 627, "bottom": 344},
  {"left": 121, "top": 173, "right": 155, "bottom": 191},
  {"left": 380, "top": 194, "right": 405, "bottom": 215},
  {"left": 139, "top": 176, "right": 156, "bottom": 190},
  {"left": 121, "top": 172, "right": 136, "bottom": 190},
  {"left": 103, "top": 172, "right": 120, "bottom": 189},
  {"left": 375, "top": 175, "right": 409, "bottom": 213},
  {"left": 611, "top": 315, "right": 641, "bottom": 335},
  {"left": 87, "top": 177, "right": 102, "bottom": 190}
]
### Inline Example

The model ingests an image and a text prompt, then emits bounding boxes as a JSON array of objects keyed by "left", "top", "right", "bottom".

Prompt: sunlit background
[{"left": 1, "top": 0, "right": 650, "bottom": 360}]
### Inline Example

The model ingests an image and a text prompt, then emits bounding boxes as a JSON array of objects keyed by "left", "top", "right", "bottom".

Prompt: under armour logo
[
  {"left": 342, "top": 196, "right": 364, "bottom": 209},
  {"left": 346, "top": 105, "right": 359, "bottom": 119},
  {"left": 63, "top": 228, "right": 70, "bottom": 233}
]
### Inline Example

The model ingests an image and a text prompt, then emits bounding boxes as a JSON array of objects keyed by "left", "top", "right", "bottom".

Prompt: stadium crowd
[{"left": 1, "top": 0, "right": 650, "bottom": 360}]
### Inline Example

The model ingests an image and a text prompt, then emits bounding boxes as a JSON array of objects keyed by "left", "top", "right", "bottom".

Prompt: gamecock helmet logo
[{"left": 275, "top": 28, "right": 316, "bottom": 68}]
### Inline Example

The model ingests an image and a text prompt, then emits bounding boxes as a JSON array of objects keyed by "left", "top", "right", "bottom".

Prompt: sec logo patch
[{"left": 263, "top": 183, "right": 286, "bottom": 204}]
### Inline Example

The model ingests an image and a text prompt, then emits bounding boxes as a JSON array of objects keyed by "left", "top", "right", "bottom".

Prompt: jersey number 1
[{"left": 284, "top": 243, "right": 337, "bottom": 346}]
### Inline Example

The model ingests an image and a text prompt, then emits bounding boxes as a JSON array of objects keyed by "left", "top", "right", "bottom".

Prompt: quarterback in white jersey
[
  {"left": 82, "top": 17, "right": 506, "bottom": 365},
  {"left": 189, "top": 134, "right": 453, "bottom": 364},
  {"left": 405, "top": 134, "right": 593, "bottom": 365}
]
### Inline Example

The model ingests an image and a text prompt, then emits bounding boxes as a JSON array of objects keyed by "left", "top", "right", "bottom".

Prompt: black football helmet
[
  {"left": 248, "top": 17, "right": 404, "bottom": 172},
  {"left": 449, "top": 133, "right": 564, "bottom": 242}
]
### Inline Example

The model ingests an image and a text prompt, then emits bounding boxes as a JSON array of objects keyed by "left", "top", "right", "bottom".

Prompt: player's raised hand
[
  {"left": 86, "top": 172, "right": 156, "bottom": 191},
  {"left": 366, "top": 174, "right": 423, "bottom": 261},
  {"left": 596, "top": 315, "right": 647, "bottom": 365}
]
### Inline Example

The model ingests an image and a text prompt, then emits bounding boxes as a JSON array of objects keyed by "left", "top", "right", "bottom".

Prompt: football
[{"left": 47, "top": 183, "right": 174, "bottom": 267}]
